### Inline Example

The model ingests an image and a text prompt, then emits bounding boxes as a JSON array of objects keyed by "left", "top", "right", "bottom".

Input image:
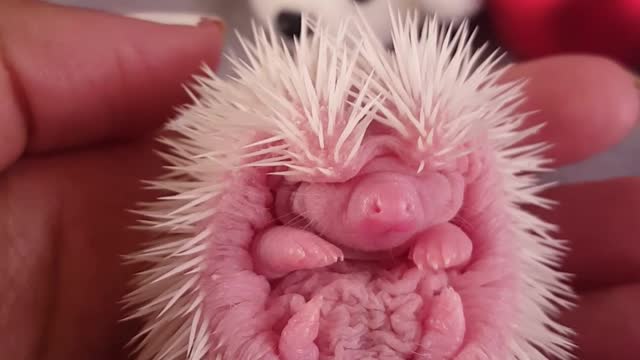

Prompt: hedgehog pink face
[
  {"left": 272, "top": 155, "right": 466, "bottom": 254},
  {"left": 256, "top": 153, "right": 469, "bottom": 271},
  {"left": 124, "top": 11, "right": 575, "bottom": 360}
]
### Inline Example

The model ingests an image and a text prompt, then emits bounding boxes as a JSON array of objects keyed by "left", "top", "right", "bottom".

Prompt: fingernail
[{"left": 197, "top": 16, "right": 226, "bottom": 35}]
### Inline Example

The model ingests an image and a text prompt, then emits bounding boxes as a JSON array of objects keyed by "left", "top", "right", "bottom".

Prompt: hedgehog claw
[
  {"left": 253, "top": 226, "right": 343, "bottom": 279},
  {"left": 411, "top": 223, "right": 473, "bottom": 272}
]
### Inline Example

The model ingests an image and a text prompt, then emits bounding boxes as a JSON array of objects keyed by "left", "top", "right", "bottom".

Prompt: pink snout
[{"left": 346, "top": 173, "right": 423, "bottom": 247}]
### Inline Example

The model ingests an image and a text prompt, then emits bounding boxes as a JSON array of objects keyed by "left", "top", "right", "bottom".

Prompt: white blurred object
[
  {"left": 248, "top": 0, "right": 415, "bottom": 46},
  {"left": 47, "top": 0, "right": 640, "bottom": 184},
  {"left": 418, "top": 0, "right": 483, "bottom": 21},
  {"left": 247, "top": 0, "right": 484, "bottom": 48}
]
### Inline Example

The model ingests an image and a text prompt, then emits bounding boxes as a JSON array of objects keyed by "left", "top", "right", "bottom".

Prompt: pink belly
[
  {"left": 199, "top": 169, "right": 518, "bottom": 360},
  {"left": 271, "top": 262, "right": 445, "bottom": 359}
]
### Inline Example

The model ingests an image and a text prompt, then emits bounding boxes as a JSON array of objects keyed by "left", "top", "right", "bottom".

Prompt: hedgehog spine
[{"left": 123, "top": 10, "right": 575, "bottom": 360}]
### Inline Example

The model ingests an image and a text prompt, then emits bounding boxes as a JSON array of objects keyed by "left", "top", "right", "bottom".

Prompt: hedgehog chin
[
  {"left": 285, "top": 217, "right": 417, "bottom": 263},
  {"left": 335, "top": 241, "right": 414, "bottom": 262}
]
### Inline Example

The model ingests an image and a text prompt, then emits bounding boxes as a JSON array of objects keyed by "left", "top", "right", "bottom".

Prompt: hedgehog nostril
[
  {"left": 371, "top": 199, "right": 382, "bottom": 214},
  {"left": 404, "top": 203, "right": 413, "bottom": 213},
  {"left": 276, "top": 10, "right": 302, "bottom": 39}
]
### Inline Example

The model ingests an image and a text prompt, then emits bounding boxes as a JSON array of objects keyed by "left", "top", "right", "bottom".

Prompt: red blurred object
[{"left": 487, "top": 0, "right": 640, "bottom": 68}]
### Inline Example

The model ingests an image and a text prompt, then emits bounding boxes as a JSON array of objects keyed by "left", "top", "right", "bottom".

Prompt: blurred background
[{"left": 47, "top": 0, "right": 640, "bottom": 184}]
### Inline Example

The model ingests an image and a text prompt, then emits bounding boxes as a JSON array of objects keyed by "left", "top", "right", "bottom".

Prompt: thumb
[{"left": 0, "top": 1, "right": 224, "bottom": 169}]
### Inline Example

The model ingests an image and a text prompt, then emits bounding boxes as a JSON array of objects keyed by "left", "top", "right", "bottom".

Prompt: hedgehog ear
[{"left": 457, "top": 141, "right": 487, "bottom": 184}]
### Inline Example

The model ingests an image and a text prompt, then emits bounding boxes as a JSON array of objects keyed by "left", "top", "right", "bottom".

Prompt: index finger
[
  {"left": 500, "top": 55, "right": 639, "bottom": 167},
  {"left": 0, "top": 2, "right": 224, "bottom": 169}
]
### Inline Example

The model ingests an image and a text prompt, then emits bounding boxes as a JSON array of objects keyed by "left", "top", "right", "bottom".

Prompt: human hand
[
  {"left": 1, "top": 3, "right": 638, "bottom": 360},
  {"left": 502, "top": 56, "right": 640, "bottom": 360},
  {"left": 0, "top": 1, "right": 223, "bottom": 359}
]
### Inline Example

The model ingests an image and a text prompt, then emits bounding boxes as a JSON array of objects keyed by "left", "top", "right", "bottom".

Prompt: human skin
[{"left": 0, "top": 1, "right": 639, "bottom": 360}]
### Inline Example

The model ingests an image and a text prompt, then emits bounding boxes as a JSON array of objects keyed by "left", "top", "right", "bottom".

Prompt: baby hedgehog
[{"left": 122, "top": 9, "right": 575, "bottom": 360}]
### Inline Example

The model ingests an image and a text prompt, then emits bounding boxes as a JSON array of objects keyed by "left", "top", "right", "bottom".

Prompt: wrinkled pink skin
[
  {"left": 201, "top": 150, "right": 518, "bottom": 360},
  {"left": 253, "top": 155, "right": 473, "bottom": 359}
]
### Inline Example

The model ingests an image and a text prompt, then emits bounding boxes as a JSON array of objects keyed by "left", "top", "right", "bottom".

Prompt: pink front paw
[
  {"left": 252, "top": 226, "right": 344, "bottom": 279},
  {"left": 410, "top": 223, "right": 473, "bottom": 271}
]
